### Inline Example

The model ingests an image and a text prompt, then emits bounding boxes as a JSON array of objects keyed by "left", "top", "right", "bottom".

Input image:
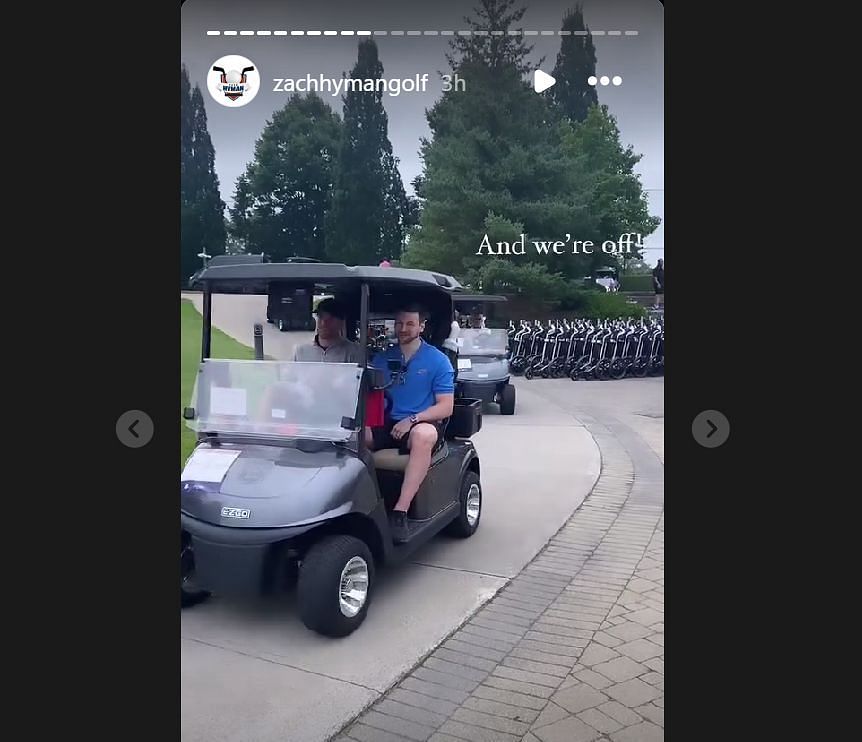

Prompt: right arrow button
[{"left": 693, "top": 410, "right": 729, "bottom": 448}]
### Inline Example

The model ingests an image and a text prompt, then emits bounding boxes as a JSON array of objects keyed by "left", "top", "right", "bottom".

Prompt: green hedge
[
  {"left": 580, "top": 292, "right": 646, "bottom": 319},
  {"left": 619, "top": 274, "right": 654, "bottom": 292},
  {"left": 555, "top": 289, "right": 645, "bottom": 319}
]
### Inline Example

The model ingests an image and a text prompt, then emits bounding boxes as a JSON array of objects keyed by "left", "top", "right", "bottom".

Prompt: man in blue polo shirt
[{"left": 367, "top": 304, "right": 455, "bottom": 542}]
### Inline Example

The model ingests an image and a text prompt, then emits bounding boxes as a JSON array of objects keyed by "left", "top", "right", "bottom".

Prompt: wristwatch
[{"left": 410, "top": 414, "right": 419, "bottom": 426}]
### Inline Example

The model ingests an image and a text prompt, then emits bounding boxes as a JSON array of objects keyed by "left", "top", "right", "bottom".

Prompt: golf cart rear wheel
[
  {"left": 499, "top": 384, "right": 516, "bottom": 415},
  {"left": 298, "top": 535, "right": 374, "bottom": 637},
  {"left": 445, "top": 470, "right": 482, "bottom": 538},
  {"left": 181, "top": 534, "right": 211, "bottom": 608}
]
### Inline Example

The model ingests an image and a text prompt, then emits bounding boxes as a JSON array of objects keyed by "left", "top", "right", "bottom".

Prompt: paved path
[{"left": 334, "top": 390, "right": 664, "bottom": 742}]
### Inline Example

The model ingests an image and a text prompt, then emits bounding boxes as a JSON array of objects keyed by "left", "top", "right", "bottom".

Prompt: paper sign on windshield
[
  {"left": 210, "top": 386, "right": 247, "bottom": 416},
  {"left": 457, "top": 358, "right": 472, "bottom": 370},
  {"left": 182, "top": 448, "right": 241, "bottom": 483}
]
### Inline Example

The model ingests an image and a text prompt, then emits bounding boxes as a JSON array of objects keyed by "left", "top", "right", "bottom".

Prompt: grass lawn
[{"left": 181, "top": 299, "right": 255, "bottom": 466}]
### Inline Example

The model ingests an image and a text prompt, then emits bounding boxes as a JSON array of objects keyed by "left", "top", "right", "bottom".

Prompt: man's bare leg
[{"left": 393, "top": 424, "right": 437, "bottom": 513}]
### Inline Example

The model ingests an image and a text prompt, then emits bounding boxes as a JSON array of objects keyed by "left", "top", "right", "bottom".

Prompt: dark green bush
[
  {"left": 619, "top": 274, "right": 654, "bottom": 292},
  {"left": 579, "top": 291, "right": 646, "bottom": 319}
]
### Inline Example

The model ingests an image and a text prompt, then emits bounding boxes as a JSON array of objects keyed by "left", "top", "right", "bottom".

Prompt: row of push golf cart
[
  {"left": 182, "top": 263, "right": 510, "bottom": 638},
  {"left": 508, "top": 317, "right": 665, "bottom": 380}
]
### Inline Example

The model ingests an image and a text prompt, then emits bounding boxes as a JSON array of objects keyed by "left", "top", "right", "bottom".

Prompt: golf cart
[
  {"left": 590, "top": 266, "right": 620, "bottom": 292},
  {"left": 452, "top": 295, "right": 516, "bottom": 415},
  {"left": 188, "top": 253, "right": 269, "bottom": 290},
  {"left": 265, "top": 256, "right": 323, "bottom": 330},
  {"left": 182, "top": 263, "right": 484, "bottom": 637}
]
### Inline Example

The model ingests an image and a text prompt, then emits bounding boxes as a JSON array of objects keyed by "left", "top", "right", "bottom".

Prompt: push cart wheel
[
  {"left": 633, "top": 359, "right": 649, "bottom": 378},
  {"left": 524, "top": 366, "right": 534, "bottom": 380},
  {"left": 445, "top": 470, "right": 482, "bottom": 538},
  {"left": 499, "top": 384, "right": 516, "bottom": 415},
  {"left": 181, "top": 533, "right": 211, "bottom": 609},
  {"left": 609, "top": 360, "right": 627, "bottom": 380},
  {"left": 298, "top": 535, "right": 375, "bottom": 637}
]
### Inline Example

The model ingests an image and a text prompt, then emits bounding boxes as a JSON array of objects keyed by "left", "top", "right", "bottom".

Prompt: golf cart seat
[{"left": 372, "top": 442, "right": 449, "bottom": 472}]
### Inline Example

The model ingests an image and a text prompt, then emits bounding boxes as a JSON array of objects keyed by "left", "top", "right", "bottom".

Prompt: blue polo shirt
[{"left": 371, "top": 340, "right": 455, "bottom": 421}]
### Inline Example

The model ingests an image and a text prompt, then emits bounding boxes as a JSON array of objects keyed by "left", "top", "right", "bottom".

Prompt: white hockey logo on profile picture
[{"left": 207, "top": 55, "right": 259, "bottom": 107}]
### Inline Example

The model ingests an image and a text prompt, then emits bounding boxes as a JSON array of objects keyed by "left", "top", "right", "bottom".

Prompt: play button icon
[{"left": 533, "top": 69, "right": 556, "bottom": 93}]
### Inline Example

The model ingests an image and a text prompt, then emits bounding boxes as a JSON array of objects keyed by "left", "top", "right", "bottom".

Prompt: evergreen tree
[
  {"left": 181, "top": 65, "right": 226, "bottom": 284},
  {"left": 326, "top": 40, "right": 409, "bottom": 265},
  {"left": 550, "top": 5, "right": 598, "bottom": 122},
  {"left": 402, "top": 1, "right": 660, "bottom": 297},
  {"left": 561, "top": 105, "right": 660, "bottom": 261},
  {"left": 402, "top": 1, "right": 597, "bottom": 287},
  {"left": 446, "top": 0, "right": 536, "bottom": 74},
  {"left": 229, "top": 93, "right": 341, "bottom": 261}
]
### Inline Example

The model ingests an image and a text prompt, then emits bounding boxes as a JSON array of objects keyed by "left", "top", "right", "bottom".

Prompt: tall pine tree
[
  {"left": 402, "top": 0, "right": 598, "bottom": 289},
  {"left": 229, "top": 93, "right": 342, "bottom": 261},
  {"left": 181, "top": 65, "right": 225, "bottom": 284},
  {"left": 550, "top": 5, "right": 598, "bottom": 122},
  {"left": 325, "top": 40, "right": 409, "bottom": 265},
  {"left": 445, "top": 0, "right": 536, "bottom": 74},
  {"left": 561, "top": 105, "right": 659, "bottom": 261},
  {"left": 403, "top": 0, "right": 659, "bottom": 297}
]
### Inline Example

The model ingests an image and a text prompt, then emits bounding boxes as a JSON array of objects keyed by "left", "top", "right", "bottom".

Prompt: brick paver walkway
[{"left": 334, "top": 411, "right": 664, "bottom": 742}]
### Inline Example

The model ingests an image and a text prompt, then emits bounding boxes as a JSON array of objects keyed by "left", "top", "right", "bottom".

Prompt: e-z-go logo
[{"left": 207, "top": 55, "right": 260, "bottom": 107}]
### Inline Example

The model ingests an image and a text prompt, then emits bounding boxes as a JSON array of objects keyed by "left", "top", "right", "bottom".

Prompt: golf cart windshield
[
  {"left": 458, "top": 329, "right": 509, "bottom": 356},
  {"left": 188, "top": 359, "right": 364, "bottom": 442}
]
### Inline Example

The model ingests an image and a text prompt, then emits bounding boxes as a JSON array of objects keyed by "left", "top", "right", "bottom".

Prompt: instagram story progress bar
[{"left": 205, "top": 29, "right": 640, "bottom": 37}]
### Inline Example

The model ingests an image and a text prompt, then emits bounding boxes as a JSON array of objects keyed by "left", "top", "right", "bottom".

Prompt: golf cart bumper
[
  {"left": 458, "top": 380, "right": 506, "bottom": 403},
  {"left": 181, "top": 512, "right": 317, "bottom": 596}
]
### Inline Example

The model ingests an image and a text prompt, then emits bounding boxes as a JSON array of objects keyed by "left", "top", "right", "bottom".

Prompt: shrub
[
  {"left": 579, "top": 290, "right": 646, "bottom": 319},
  {"left": 619, "top": 274, "right": 654, "bottom": 292}
]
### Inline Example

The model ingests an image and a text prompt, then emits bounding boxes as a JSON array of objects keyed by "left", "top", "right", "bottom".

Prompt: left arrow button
[{"left": 117, "top": 411, "right": 153, "bottom": 448}]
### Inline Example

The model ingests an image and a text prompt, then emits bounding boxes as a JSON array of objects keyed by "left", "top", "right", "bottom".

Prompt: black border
[
  {"left": 43, "top": 1, "right": 182, "bottom": 737},
  {"left": 669, "top": 0, "right": 787, "bottom": 737}
]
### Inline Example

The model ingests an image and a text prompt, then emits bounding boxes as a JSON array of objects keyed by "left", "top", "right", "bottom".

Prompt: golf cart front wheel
[
  {"left": 298, "top": 535, "right": 374, "bottom": 637},
  {"left": 445, "top": 470, "right": 482, "bottom": 538},
  {"left": 181, "top": 533, "right": 211, "bottom": 609},
  {"left": 499, "top": 384, "right": 516, "bottom": 415}
]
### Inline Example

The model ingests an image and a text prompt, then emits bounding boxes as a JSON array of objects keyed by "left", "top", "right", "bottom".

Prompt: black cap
[{"left": 315, "top": 297, "right": 347, "bottom": 319}]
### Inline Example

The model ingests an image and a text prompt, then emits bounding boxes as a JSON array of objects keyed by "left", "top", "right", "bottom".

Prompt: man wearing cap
[{"left": 292, "top": 297, "right": 362, "bottom": 363}]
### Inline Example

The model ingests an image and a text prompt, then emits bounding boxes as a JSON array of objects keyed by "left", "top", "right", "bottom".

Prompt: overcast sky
[{"left": 181, "top": 0, "right": 663, "bottom": 261}]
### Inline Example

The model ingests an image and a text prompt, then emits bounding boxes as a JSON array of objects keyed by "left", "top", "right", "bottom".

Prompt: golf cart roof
[
  {"left": 210, "top": 253, "right": 269, "bottom": 265},
  {"left": 192, "top": 262, "right": 465, "bottom": 294},
  {"left": 453, "top": 294, "right": 508, "bottom": 305}
]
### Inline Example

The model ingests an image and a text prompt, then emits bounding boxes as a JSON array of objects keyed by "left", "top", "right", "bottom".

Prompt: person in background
[
  {"left": 379, "top": 258, "right": 392, "bottom": 268},
  {"left": 652, "top": 259, "right": 664, "bottom": 309},
  {"left": 468, "top": 307, "right": 486, "bottom": 329}
]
